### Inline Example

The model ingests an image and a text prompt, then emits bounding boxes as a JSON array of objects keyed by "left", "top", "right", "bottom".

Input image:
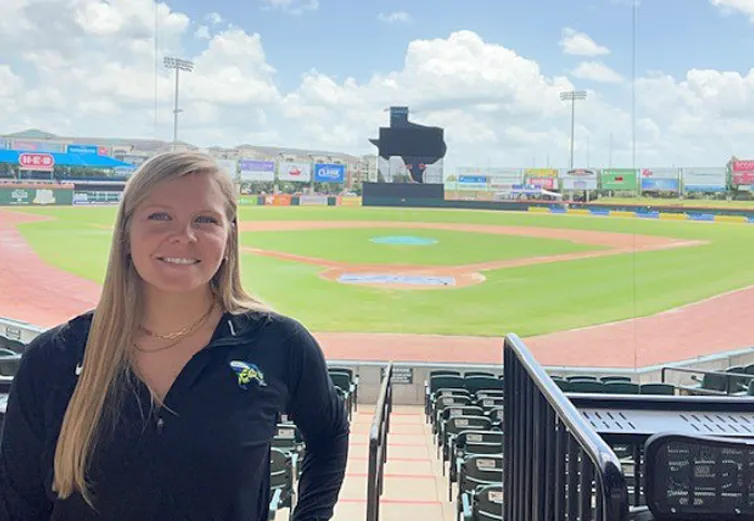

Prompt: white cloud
[
  {"left": 379, "top": 11, "right": 412, "bottom": 23},
  {"left": 712, "top": 0, "right": 754, "bottom": 20},
  {"left": 205, "top": 12, "right": 223, "bottom": 25},
  {"left": 0, "top": 1, "right": 753, "bottom": 170},
  {"left": 559, "top": 28, "right": 610, "bottom": 56},
  {"left": 259, "top": 0, "right": 318, "bottom": 15},
  {"left": 571, "top": 61, "right": 623, "bottom": 83},
  {"left": 194, "top": 25, "right": 211, "bottom": 40}
]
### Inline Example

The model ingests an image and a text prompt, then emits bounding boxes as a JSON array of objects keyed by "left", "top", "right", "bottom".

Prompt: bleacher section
[{"left": 8, "top": 330, "right": 754, "bottom": 520}]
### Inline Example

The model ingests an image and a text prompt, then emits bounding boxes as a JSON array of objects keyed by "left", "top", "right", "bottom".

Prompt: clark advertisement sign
[{"left": 314, "top": 163, "right": 345, "bottom": 183}]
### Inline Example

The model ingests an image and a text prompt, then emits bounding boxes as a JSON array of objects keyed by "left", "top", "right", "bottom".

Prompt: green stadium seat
[
  {"left": 639, "top": 383, "right": 675, "bottom": 395},
  {"left": 601, "top": 375, "right": 633, "bottom": 383},
  {"left": 568, "top": 380, "right": 606, "bottom": 393},
  {"left": 269, "top": 448, "right": 295, "bottom": 515},
  {"left": 449, "top": 430, "right": 503, "bottom": 498},
  {"left": 456, "top": 455, "right": 503, "bottom": 519},
  {"left": 460, "top": 483, "right": 503, "bottom": 521},
  {"left": 603, "top": 381, "right": 640, "bottom": 394},
  {"left": 464, "top": 371, "right": 495, "bottom": 378},
  {"left": 464, "top": 376, "right": 503, "bottom": 394}
]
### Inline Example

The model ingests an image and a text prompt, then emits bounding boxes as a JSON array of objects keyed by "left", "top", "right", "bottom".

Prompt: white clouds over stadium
[{"left": 0, "top": 0, "right": 753, "bottom": 168}]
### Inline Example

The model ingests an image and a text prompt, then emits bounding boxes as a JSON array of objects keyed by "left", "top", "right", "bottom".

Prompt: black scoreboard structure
[{"left": 369, "top": 106, "right": 447, "bottom": 184}]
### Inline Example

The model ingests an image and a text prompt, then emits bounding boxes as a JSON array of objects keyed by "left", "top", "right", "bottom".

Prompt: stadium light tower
[
  {"left": 163, "top": 56, "right": 194, "bottom": 150},
  {"left": 560, "top": 90, "right": 587, "bottom": 169}
]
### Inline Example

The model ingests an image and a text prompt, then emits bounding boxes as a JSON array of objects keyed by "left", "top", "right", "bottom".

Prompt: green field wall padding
[{"left": 0, "top": 186, "right": 74, "bottom": 206}]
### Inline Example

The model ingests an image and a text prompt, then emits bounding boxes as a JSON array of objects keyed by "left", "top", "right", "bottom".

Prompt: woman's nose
[{"left": 170, "top": 221, "right": 197, "bottom": 243}]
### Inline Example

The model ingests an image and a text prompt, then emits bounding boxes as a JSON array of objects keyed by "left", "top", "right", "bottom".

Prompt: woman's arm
[
  {"left": 285, "top": 320, "right": 350, "bottom": 521},
  {"left": 0, "top": 333, "right": 56, "bottom": 521}
]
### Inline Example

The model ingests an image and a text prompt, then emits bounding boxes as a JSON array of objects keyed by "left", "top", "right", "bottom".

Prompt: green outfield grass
[
  {"left": 241, "top": 227, "right": 601, "bottom": 266},
  {"left": 10, "top": 205, "right": 754, "bottom": 337}
]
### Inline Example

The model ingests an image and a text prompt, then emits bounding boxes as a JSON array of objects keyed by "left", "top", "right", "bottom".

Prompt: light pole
[
  {"left": 163, "top": 56, "right": 194, "bottom": 150},
  {"left": 560, "top": 90, "right": 587, "bottom": 169}
]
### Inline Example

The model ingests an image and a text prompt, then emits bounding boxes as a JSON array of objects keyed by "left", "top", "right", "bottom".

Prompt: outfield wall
[{"left": 360, "top": 182, "right": 754, "bottom": 222}]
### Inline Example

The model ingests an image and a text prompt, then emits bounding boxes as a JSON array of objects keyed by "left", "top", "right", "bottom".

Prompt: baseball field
[{"left": 5, "top": 205, "right": 754, "bottom": 349}]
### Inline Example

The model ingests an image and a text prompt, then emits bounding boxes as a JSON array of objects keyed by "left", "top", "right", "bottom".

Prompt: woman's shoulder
[
  {"left": 231, "top": 308, "right": 316, "bottom": 349},
  {"left": 20, "top": 310, "right": 93, "bottom": 370}
]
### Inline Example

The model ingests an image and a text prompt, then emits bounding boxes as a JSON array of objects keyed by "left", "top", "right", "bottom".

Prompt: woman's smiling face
[{"left": 128, "top": 173, "right": 230, "bottom": 295}]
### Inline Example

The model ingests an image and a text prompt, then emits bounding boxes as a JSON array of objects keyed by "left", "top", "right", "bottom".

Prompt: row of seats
[
  {"left": 425, "top": 374, "right": 504, "bottom": 520},
  {"left": 0, "top": 335, "right": 24, "bottom": 378},
  {"left": 687, "top": 364, "right": 754, "bottom": 395}
]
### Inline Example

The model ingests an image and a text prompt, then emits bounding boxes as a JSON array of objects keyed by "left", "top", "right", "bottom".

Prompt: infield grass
[
  {"left": 241, "top": 227, "right": 601, "bottom": 266},
  {"left": 9, "top": 205, "right": 754, "bottom": 338}
]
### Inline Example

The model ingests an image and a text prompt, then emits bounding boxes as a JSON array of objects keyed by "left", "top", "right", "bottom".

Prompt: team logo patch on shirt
[{"left": 229, "top": 360, "right": 267, "bottom": 389}]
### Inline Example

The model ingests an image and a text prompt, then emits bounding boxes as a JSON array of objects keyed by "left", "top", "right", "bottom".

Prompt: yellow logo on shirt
[{"left": 229, "top": 360, "right": 267, "bottom": 389}]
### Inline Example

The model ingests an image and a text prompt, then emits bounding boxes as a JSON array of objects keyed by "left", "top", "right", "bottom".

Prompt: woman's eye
[
  {"left": 196, "top": 215, "right": 219, "bottom": 224},
  {"left": 147, "top": 212, "right": 170, "bottom": 221}
]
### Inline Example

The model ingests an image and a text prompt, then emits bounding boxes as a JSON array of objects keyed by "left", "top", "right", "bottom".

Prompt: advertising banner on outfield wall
[
  {"left": 314, "top": 163, "right": 345, "bottom": 183},
  {"left": 299, "top": 195, "right": 329, "bottom": 205},
  {"left": 600, "top": 168, "right": 638, "bottom": 191},
  {"left": 215, "top": 159, "right": 238, "bottom": 180},
  {"left": 73, "top": 191, "right": 123, "bottom": 205},
  {"left": 239, "top": 159, "right": 275, "bottom": 181},
  {"left": 526, "top": 177, "right": 557, "bottom": 190},
  {"left": 640, "top": 168, "right": 680, "bottom": 192},
  {"left": 10, "top": 140, "right": 66, "bottom": 153},
  {"left": 0, "top": 185, "right": 74, "bottom": 206},
  {"left": 278, "top": 161, "right": 311, "bottom": 182},
  {"left": 682, "top": 167, "right": 727, "bottom": 192},
  {"left": 67, "top": 144, "right": 99, "bottom": 155},
  {"left": 560, "top": 169, "right": 598, "bottom": 190},
  {"left": 731, "top": 160, "right": 754, "bottom": 185},
  {"left": 524, "top": 168, "right": 558, "bottom": 178},
  {"left": 488, "top": 167, "right": 523, "bottom": 187}
]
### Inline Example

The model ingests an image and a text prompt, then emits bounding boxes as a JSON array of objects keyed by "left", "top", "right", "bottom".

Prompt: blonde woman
[{"left": 0, "top": 151, "right": 349, "bottom": 520}]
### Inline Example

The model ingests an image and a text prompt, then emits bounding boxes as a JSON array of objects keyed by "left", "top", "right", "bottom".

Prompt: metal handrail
[
  {"left": 504, "top": 334, "right": 628, "bottom": 521},
  {"left": 366, "top": 362, "right": 393, "bottom": 521}
]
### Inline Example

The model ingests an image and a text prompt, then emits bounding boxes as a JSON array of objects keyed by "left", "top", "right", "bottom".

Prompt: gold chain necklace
[
  {"left": 139, "top": 302, "right": 215, "bottom": 340},
  {"left": 134, "top": 302, "right": 216, "bottom": 353}
]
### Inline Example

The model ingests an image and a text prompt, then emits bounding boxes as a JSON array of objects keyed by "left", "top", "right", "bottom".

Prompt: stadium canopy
[{"left": 0, "top": 150, "right": 134, "bottom": 168}]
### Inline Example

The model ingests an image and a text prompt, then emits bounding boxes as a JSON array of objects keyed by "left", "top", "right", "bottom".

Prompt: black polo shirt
[{"left": 0, "top": 310, "right": 349, "bottom": 521}]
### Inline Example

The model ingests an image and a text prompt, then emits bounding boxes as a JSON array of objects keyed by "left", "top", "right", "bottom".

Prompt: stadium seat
[
  {"left": 328, "top": 371, "right": 356, "bottom": 419},
  {"left": 639, "top": 383, "right": 675, "bottom": 395},
  {"left": 566, "top": 375, "right": 598, "bottom": 381},
  {"left": 464, "top": 371, "right": 495, "bottom": 378},
  {"left": 603, "top": 381, "right": 640, "bottom": 394},
  {"left": 272, "top": 423, "right": 305, "bottom": 479},
  {"left": 0, "top": 351, "right": 21, "bottom": 377},
  {"left": 464, "top": 376, "right": 503, "bottom": 394},
  {"left": 456, "top": 454, "right": 503, "bottom": 518},
  {"left": 440, "top": 415, "right": 493, "bottom": 462},
  {"left": 435, "top": 405, "right": 483, "bottom": 444},
  {"left": 429, "top": 391, "right": 471, "bottom": 426},
  {"left": 568, "top": 380, "right": 606, "bottom": 393},
  {"left": 600, "top": 375, "right": 632, "bottom": 383},
  {"left": 269, "top": 448, "right": 295, "bottom": 513},
  {"left": 449, "top": 430, "right": 503, "bottom": 497},
  {"left": 328, "top": 367, "right": 359, "bottom": 409},
  {"left": 460, "top": 483, "right": 503, "bottom": 521}
]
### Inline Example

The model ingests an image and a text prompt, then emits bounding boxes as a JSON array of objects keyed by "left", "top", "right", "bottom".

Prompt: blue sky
[{"left": 171, "top": 0, "right": 752, "bottom": 92}]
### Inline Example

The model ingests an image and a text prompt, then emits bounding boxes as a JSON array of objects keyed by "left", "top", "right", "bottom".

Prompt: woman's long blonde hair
[{"left": 53, "top": 151, "right": 266, "bottom": 507}]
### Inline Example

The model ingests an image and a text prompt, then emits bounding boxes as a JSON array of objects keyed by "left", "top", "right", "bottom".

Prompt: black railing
[
  {"left": 661, "top": 366, "right": 754, "bottom": 395},
  {"left": 366, "top": 362, "right": 393, "bottom": 521},
  {"left": 504, "top": 334, "right": 628, "bottom": 521}
]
